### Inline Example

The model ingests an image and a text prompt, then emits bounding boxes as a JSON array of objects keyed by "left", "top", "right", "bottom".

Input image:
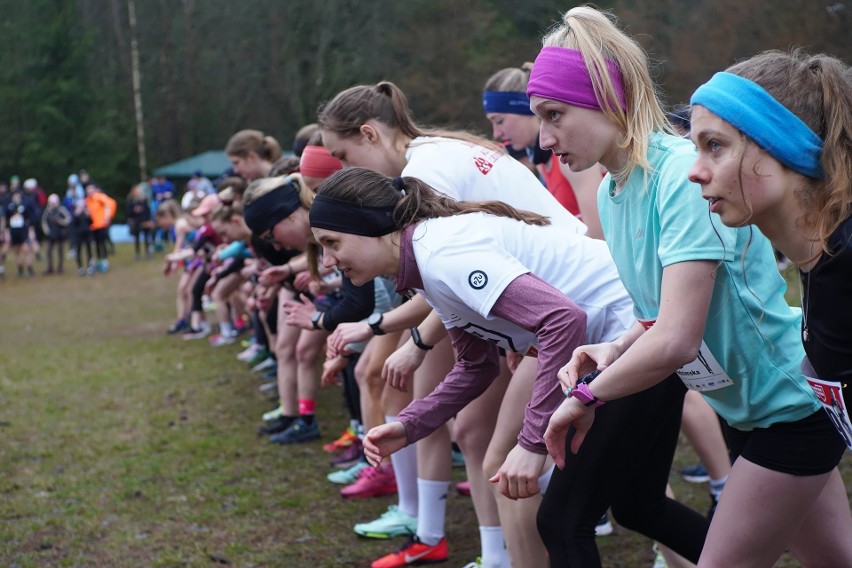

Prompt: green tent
[{"left": 152, "top": 151, "right": 231, "bottom": 179}]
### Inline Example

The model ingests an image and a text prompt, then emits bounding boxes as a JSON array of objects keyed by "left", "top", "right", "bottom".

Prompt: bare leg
[
  {"left": 787, "top": 467, "right": 852, "bottom": 567},
  {"left": 275, "top": 288, "right": 300, "bottom": 416},
  {"left": 295, "top": 328, "right": 327, "bottom": 406},
  {"left": 482, "top": 357, "right": 548, "bottom": 568},
  {"left": 455, "top": 362, "right": 510, "bottom": 526},
  {"left": 698, "top": 458, "right": 846, "bottom": 567},
  {"left": 356, "top": 331, "right": 405, "bottom": 431}
]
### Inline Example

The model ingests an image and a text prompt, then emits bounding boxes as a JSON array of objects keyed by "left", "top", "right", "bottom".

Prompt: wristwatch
[
  {"left": 367, "top": 312, "right": 386, "bottom": 335},
  {"left": 311, "top": 310, "right": 323, "bottom": 330},
  {"left": 567, "top": 370, "right": 605, "bottom": 407},
  {"left": 410, "top": 327, "right": 433, "bottom": 351}
]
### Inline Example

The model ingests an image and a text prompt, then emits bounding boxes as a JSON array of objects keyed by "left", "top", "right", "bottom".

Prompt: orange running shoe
[
  {"left": 323, "top": 426, "right": 359, "bottom": 453},
  {"left": 371, "top": 535, "right": 448, "bottom": 568}
]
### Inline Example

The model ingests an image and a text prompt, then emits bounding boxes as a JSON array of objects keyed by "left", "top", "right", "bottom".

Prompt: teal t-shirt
[{"left": 598, "top": 132, "right": 819, "bottom": 430}]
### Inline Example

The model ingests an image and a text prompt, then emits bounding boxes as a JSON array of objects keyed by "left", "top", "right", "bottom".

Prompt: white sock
[
  {"left": 538, "top": 464, "right": 555, "bottom": 495},
  {"left": 709, "top": 475, "right": 728, "bottom": 498},
  {"left": 416, "top": 478, "right": 449, "bottom": 546},
  {"left": 480, "top": 525, "right": 510, "bottom": 568},
  {"left": 220, "top": 321, "right": 234, "bottom": 336},
  {"left": 387, "top": 415, "right": 418, "bottom": 518}
]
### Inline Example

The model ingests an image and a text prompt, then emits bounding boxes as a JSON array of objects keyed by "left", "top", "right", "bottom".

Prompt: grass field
[{"left": 0, "top": 245, "right": 848, "bottom": 567}]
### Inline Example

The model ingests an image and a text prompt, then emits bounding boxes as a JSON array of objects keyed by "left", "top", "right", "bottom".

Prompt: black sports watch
[
  {"left": 367, "top": 312, "right": 386, "bottom": 335},
  {"left": 311, "top": 310, "right": 323, "bottom": 330},
  {"left": 410, "top": 327, "right": 433, "bottom": 351}
]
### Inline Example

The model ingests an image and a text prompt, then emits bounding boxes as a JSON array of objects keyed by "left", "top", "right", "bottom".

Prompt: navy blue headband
[
  {"left": 691, "top": 72, "right": 824, "bottom": 179},
  {"left": 483, "top": 91, "right": 534, "bottom": 116},
  {"left": 310, "top": 195, "right": 398, "bottom": 237},
  {"left": 243, "top": 182, "right": 301, "bottom": 235}
]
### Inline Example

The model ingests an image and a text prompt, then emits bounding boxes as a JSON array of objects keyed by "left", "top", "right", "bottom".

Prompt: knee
[{"left": 295, "top": 344, "right": 320, "bottom": 365}]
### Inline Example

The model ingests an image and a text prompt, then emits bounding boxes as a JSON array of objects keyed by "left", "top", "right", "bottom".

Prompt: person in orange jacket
[{"left": 85, "top": 181, "right": 116, "bottom": 273}]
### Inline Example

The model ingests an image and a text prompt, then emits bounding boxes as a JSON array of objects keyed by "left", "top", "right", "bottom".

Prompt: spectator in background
[
  {"left": 4, "top": 190, "right": 37, "bottom": 277},
  {"left": 70, "top": 198, "right": 93, "bottom": 276},
  {"left": 127, "top": 183, "right": 154, "bottom": 260},
  {"left": 0, "top": 181, "right": 9, "bottom": 277},
  {"left": 191, "top": 170, "right": 215, "bottom": 195},
  {"left": 85, "top": 181, "right": 116, "bottom": 273},
  {"left": 40, "top": 194, "right": 71, "bottom": 274},
  {"left": 23, "top": 178, "right": 46, "bottom": 261}
]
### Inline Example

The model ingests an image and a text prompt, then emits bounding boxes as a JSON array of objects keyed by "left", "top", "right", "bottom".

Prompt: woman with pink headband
[{"left": 531, "top": 7, "right": 850, "bottom": 567}]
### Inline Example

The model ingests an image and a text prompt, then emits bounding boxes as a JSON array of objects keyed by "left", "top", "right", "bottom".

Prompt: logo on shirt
[
  {"left": 473, "top": 156, "right": 493, "bottom": 175},
  {"left": 468, "top": 270, "right": 488, "bottom": 289}
]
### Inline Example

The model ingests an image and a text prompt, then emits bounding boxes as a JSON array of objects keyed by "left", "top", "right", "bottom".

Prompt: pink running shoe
[
  {"left": 340, "top": 463, "right": 397, "bottom": 499},
  {"left": 456, "top": 480, "right": 471, "bottom": 497}
]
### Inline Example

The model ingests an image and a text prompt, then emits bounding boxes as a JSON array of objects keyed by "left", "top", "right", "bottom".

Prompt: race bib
[
  {"left": 802, "top": 361, "right": 852, "bottom": 450},
  {"left": 9, "top": 213, "right": 24, "bottom": 228},
  {"left": 640, "top": 319, "right": 733, "bottom": 392}
]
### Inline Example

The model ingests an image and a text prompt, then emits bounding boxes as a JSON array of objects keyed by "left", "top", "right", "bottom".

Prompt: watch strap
[{"left": 410, "top": 327, "right": 433, "bottom": 351}]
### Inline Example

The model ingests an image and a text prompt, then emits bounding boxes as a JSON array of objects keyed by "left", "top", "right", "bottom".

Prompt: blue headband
[
  {"left": 690, "top": 72, "right": 824, "bottom": 179},
  {"left": 483, "top": 91, "right": 534, "bottom": 115}
]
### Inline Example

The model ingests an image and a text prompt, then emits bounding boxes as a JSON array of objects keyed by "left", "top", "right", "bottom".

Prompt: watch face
[{"left": 368, "top": 313, "right": 382, "bottom": 326}]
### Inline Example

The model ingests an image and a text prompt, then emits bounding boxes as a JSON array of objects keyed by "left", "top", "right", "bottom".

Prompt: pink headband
[
  {"left": 299, "top": 145, "right": 343, "bottom": 179},
  {"left": 527, "top": 46, "right": 626, "bottom": 112}
]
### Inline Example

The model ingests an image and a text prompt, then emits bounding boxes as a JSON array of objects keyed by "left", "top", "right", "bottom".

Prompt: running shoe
[
  {"left": 167, "top": 320, "right": 188, "bottom": 334},
  {"left": 258, "top": 416, "right": 294, "bottom": 436},
  {"left": 340, "top": 463, "right": 397, "bottom": 499},
  {"left": 462, "top": 559, "right": 482, "bottom": 568},
  {"left": 182, "top": 323, "right": 211, "bottom": 340},
  {"left": 208, "top": 333, "right": 236, "bottom": 347},
  {"left": 455, "top": 480, "right": 470, "bottom": 497},
  {"left": 327, "top": 460, "right": 370, "bottom": 485},
  {"left": 262, "top": 406, "right": 283, "bottom": 422},
  {"left": 330, "top": 440, "right": 364, "bottom": 468},
  {"left": 237, "top": 343, "right": 261, "bottom": 361},
  {"left": 680, "top": 463, "right": 710, "bottom": 483},
  {"left": 250, "top": 356, "right": 275, "bottom": 372},
  {"left": 595, "top": 513, "right": 613, "bottom": 536},
  {"left": 652, "top": 544, "right": 668, "bottom": 568},
  {"left": 370, "top": 535, "right": 447, "bottom": 568},
  {"left": 354, "top": 505, "right": 417, "bottom": 539},
  {"left": 269, "top": 418, "right": 320, "bottom": 444},
  {"left": 323, "top": 426, "right": 359, "bottom": 453}
]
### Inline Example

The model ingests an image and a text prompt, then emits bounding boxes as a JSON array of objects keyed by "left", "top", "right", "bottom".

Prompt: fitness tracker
[
  {"left": 566, "top": 369, "right": 605, "bottom": 407},
  {"left": 410, "top": 327, "right": 433, "bottom": 351},
  {"left": 311, "top": 310, "right": 323, "bottom": 330}
]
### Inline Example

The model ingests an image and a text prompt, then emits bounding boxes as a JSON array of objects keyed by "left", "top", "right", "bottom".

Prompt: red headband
[{"left": 300, "top": 145, "right": 343, "bottom": 179}]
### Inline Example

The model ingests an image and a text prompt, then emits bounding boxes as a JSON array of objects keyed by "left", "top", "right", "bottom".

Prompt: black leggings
[
  {"left": 45, "top": 239, "right": 65, "bottom": 272},
  {"left": 93, "top": 227, "right": 109, "bottom": 260},
  {"left": 191, "top": 270, "right": 211, "bottom": 312},
  {"left": 75, "top": 231, "right": 92, "bottom": 269},
  {"left": 538, "top": 374, "right": 709, "bottom": 566}
]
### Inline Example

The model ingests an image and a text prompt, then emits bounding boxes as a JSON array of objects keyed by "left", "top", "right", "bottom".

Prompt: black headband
[
  {"left": 243, "top": 182, "right": 301, "bottom": 235},
  {"left": 309, "top": 194, "right": 397, "bottom": 237}
]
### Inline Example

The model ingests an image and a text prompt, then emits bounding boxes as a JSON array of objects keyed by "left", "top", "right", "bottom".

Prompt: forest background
[{"left": 0, "top": 0, "right": 848, "bottom": 216}]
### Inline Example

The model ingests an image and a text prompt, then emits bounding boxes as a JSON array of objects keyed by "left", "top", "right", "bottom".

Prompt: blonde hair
[
  {"left": 210, "top": 201, "right": 244, "bottom": 222},
  {"left": 483, "top": 63, "right": 534, "bottom": 93},
  {"left": 726, "top": 50, "right": 852, "bottom": 257},
  {"left": 542, "top": 6, "right": 673, "bottom": 181},
  {"left": 243, "top": 174, "right": 315, "bottom": 211}
]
